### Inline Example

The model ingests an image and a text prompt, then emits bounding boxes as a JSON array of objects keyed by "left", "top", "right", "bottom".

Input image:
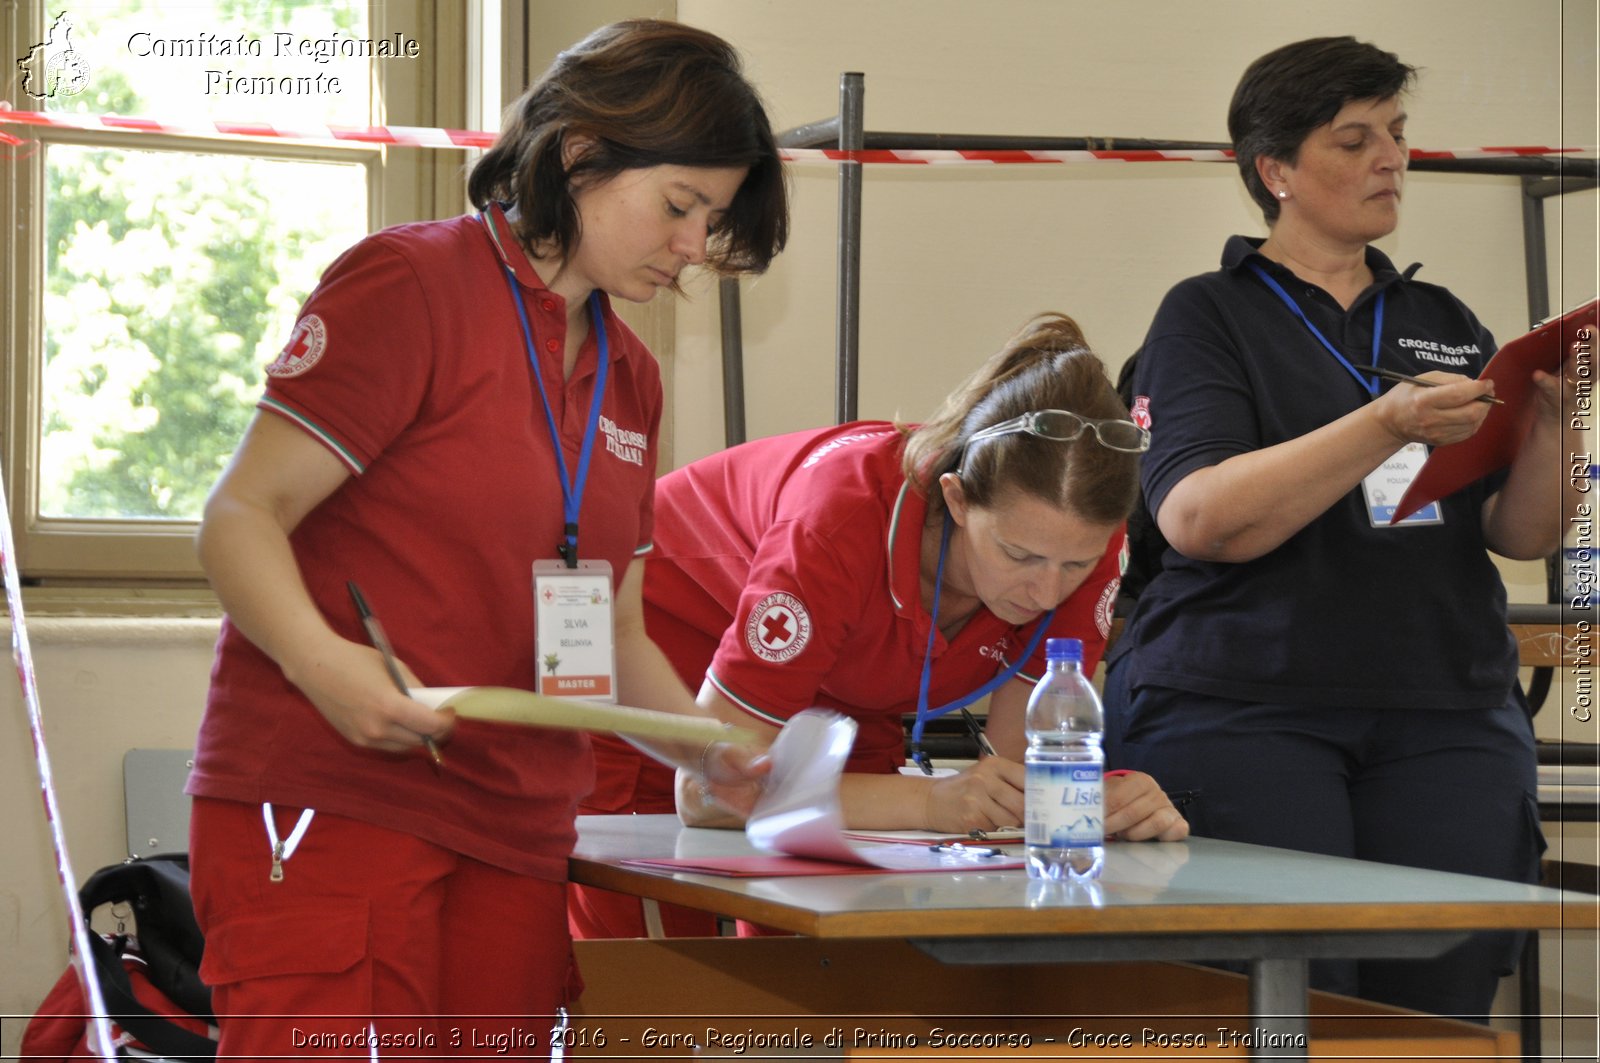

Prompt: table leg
[{"left": 1247, "top": 957, "right": 1310, "bottom": 1060}]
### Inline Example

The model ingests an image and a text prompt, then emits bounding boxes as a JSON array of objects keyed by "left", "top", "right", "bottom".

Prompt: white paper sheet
[{"left": 745, "top": 710, "right": 1023, "bottom": 872}]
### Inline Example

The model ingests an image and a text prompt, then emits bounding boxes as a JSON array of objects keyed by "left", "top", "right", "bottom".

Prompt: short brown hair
[
  {"left": 1230, "top": 37, "right": 1416, "bottom": 223},
  {"left": 901, "top": 313, "right": 1138, "bottom": 527},
  {"left": 467, "top": 19, "right": 788, "bottom": 275}
]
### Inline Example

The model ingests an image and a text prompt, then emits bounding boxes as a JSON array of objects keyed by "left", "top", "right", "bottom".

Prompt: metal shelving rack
[{"left": 717, "top": 71, "right": 1599, "bottom": 444}]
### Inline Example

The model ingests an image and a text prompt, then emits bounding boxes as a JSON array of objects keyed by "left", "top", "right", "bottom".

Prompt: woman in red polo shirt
[
  {"left": 572, "top": 313, "right": 1188, "bottom": 939},
  {"left": 185, "top": 20, "right": 787, "bottom": 1056}
]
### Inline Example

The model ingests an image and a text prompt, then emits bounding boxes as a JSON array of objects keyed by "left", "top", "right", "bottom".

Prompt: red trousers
[{"left": 190, "top": 797, "right": 580, "bottom": 1059}]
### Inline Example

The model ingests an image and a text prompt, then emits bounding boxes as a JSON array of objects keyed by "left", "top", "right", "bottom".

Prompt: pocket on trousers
[
  {"left": 1483, "top": 792, "right": 1552, "bottom": 979},
  {"left": 1520, "top": 791, "right": 1549, "bottom": 880},
  {"left": 200, "top": 897, "right": 369, "bottom": 985}
]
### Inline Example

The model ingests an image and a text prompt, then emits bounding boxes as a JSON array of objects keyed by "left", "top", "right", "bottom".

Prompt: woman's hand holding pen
[
  {"left": 1370, "top": 369, "right": 1495, "bottom": 448},
  {"left": 197, "top": 416, "right": 455, "bottom": 761},
  {"left": 919, "top": 761, "right": 1190, "bottom": 840},
  {"left": 922, "top": 755, "right": 1026, "bottom": 835},
  {"left": 284, "top": 634, "right": 455, "bottom": 754}
]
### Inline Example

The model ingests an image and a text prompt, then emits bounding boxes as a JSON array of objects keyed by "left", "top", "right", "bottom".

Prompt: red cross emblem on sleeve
[
  {"left": 1130, "top": 395, "right": 1152, "bottom": 430},
  {"left": 267, "top": 314, "right": 328, "bottom": 378},
  {"left": 745, "top": 591, "right": 812, "bottom": 663}
]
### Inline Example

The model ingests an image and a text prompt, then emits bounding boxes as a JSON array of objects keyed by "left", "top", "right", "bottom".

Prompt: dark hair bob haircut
[
  {"left": 467, "top": 19, "right": 788, "bottom": 275},
  {"left": 1229, "top": 36, "right": 1416, "bottom": 223}
]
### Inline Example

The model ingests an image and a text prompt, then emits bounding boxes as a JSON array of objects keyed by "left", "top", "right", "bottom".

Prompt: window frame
[{"left": 1, "top": 0, "right": 468, "bottom": 586}]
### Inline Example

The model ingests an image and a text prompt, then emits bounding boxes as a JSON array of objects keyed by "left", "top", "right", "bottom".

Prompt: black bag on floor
[{"left": 23, "top": 853, "right": 217, "bottom": 1061}]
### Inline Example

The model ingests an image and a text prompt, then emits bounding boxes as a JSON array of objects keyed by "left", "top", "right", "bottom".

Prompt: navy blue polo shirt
[{"left": 1122, "top": 236, "right": 1517, "bottom": 709}]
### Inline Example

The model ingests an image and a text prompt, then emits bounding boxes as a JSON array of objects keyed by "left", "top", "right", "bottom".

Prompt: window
[{"left": 3, "top": 0, "right": 467, "bottom": 584}]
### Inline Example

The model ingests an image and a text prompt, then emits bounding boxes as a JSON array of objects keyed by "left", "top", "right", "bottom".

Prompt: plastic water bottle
[{"left": 1024, "top": 637, "right": 1105, "bottom": 881}]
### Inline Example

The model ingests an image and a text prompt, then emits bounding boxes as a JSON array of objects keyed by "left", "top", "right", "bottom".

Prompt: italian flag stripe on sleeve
[
  {"left": 707, "top": 670, "right": 788, "bottom": 728},
  {"left": 259, "top": 397, "right": 366, "bottom": 475}
]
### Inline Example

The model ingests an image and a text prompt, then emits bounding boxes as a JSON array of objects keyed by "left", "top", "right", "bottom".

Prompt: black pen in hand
[
  {"left": 960, "top": 707, "right": 998, "bottom": 758},
  {"left": 347, "top": 580, "right": 444, "bottom": 767},
  {"left": 1363, "top": 365, "right": 1504, "bottom": 406}
]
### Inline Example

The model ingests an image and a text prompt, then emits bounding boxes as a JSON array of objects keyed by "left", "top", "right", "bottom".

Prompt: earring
[{"left": 1276, "top": 190, "right": 1289, "bottom": 199}]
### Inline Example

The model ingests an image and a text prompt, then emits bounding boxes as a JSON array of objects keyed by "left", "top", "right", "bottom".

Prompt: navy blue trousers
[{"left": 1103, "top": 652, "right": 1544, "bottom": 1020}]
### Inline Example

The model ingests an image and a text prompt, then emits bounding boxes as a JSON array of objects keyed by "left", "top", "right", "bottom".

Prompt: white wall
[{"left": 0, "top": 619, "right": 219, "bottom": 1047}]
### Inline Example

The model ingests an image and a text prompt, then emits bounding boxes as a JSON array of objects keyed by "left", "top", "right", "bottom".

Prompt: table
[{"left": 571, "top": 815, "right": 1597, "bottom": 1060}]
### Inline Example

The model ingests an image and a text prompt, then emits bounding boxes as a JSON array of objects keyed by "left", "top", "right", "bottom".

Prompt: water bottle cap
[{"left": 1044, "top": 637, "right": 1083, "bottom": 663}]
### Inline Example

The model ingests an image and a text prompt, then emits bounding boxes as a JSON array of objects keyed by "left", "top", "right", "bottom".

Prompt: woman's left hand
[
  {"left": 1104, "top": 771, "right": 1190, "bottom": 842},
  {"left": 1528, "top": 337, "right": 1586, "bottom": 424},
  {"left": 697, "top": 740, "right": 772, "bottom": 818}
]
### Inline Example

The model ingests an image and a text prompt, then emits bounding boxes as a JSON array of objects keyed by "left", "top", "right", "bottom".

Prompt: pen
[
  {"left": 1363, "top": 365, "right": 1504, "bottom": 406},
  {"left": 347, "top": 580, "right": 444, "bottom": 768},
  {"left": 929, "top": 842, "right": 1006, "bottom": 858},
  {"left": 969, "top": 827, "right": 1018, "bottom": 841},
  {"left": 960, "top": 707, "right": 998, "bottom": 758}
]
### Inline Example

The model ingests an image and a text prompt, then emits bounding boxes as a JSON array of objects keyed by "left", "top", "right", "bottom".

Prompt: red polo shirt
[
  {"left": 586, "top": 424, "right": 1123, "bottom": 812},
  {"left": 190, "top": 204, "right": 661, "bottom": 879}
]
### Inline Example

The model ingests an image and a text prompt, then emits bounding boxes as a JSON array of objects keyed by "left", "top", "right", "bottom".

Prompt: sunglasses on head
[{"left": 964, "top": 409, "right": 1150, "bottom": 454}]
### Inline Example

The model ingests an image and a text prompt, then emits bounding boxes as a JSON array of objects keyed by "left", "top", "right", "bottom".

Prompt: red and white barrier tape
[
  {"left": 0, "top": 105, "right": 495, "bottom": 149},
  {"left": 783, "top": 145, "right": 1588, "bottom": 164},
  {"left": 0, "top": 106, "right": 1589, "bottom": 162},
  {"left": 1, "top": 477, "right": 117, "bottom": 1055}
]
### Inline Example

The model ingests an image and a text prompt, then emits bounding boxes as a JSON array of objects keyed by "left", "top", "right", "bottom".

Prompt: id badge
[
  {"left": 1362, "top": 442, "right": 1444, "bottom": 527},
  {"left": 533, "top": 559, "right": 617, "bottom": 702}
]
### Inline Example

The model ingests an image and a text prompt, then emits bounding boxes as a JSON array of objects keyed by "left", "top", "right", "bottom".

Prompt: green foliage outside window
[
  {"left": 36, "top": 0, "right": 369, "bottom": 521},
  {"left": 42, "top": 144, "right": 365, "bottom": 519}
]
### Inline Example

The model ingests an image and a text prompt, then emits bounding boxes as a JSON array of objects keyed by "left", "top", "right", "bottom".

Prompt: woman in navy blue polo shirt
[{"left": 1104, "top": 36, "right": 1580, "bottom": 1020}]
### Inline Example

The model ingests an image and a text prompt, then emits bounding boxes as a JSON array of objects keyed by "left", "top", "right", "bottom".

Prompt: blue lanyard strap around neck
[
  {"left": 910, "top": 511, "right": 1055, "bottom": 769},
  {"left": 497, "top": 260, "right": 609, "bottom": 568},
  {"left": 1248, "top": 261, "right": 1385, "bottom": 397}
]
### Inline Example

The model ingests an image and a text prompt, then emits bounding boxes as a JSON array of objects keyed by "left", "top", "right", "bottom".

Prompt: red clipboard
[
  {"left": 1392, "top": 297, "right": 1597, "bottom": 523},
  {"left": 621, "top": 848, "right": 1026, "bottom": 877},
  {"left": 621, "top": 856, "right": 899, "bottom": 878}
]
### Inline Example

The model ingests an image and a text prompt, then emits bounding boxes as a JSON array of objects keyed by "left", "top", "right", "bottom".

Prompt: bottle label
[{"left": 1024, "top": 762, "right": 1103, "bottom": 847}]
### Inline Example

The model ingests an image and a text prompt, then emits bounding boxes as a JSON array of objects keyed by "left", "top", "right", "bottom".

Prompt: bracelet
[{"left": 697, "top": 738, "right": 718, "bottom": 782}]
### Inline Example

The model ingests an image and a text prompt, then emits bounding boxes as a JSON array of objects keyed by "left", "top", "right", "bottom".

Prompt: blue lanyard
[
  {"left": 910, "top": 511, "right": 1055, "bottom": 767},
  {"left": 1248, "top": 262, "right": 1385, "bottom": 397},
  {"left": 497, "top": 258, "right": 609, "bottom": 568}
]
